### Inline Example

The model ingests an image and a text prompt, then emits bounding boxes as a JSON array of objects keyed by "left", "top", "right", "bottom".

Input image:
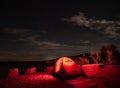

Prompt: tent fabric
[{"left": 53, "top": 57, "right": 82, "bottom": 78}]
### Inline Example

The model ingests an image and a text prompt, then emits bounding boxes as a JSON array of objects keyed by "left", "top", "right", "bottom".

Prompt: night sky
[{"left": 0, "top": 1, "right": 120, "bottom": 61}]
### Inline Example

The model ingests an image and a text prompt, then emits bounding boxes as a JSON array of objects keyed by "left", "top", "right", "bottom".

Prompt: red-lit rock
[
  {"left": 82, "top": 64, "right": 104, "bottom": 77},
  {"left": 104, "top": 65, "right": 120, "bottom": 75},
  {"left": 44, "top": 66, "right": 53, "bottom": 74},
  {"left": 8, "top": 68, "right": 19, "bottom": 77},
  {"left": 25, "top": 67, "right": 37, "bottom": 74}
]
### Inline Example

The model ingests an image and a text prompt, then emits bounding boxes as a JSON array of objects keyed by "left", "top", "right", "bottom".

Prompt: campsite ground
[
  {"left": 0, "top": 59, "right": 120, "bottom": 88},
  {"left": 0, "top": 60, "right": 54, "bottom": 78}
]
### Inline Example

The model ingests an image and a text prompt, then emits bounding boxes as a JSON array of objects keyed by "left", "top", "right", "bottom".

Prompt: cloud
[
  {"left": 63, "top": 12, "right": 90, "bottom": 27},
  {"left": 20, "top": 34, "right": 64, "bottom": 47},
  {"left": 80, "top": 40, "right": 90, "bottom": 44},
  {"left": 1, "top": 27, "right": 62, "bottom": 47},
  {"left": 2, "top": 28, "right": 32, "bottom": 34},
  {"left": 34, "top": 41, "right": 63, "bottom": 46},
  {"left": 63, "top": 12, "right": 120, "bottom": 38},
  {"left": 24, "top": 35, "right": 40, "bottom": 41},
  {"left": 0, "top": 51, "right": 17, "bottom": 56}
]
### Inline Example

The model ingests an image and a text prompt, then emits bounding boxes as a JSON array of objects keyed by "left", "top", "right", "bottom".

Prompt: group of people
[{"left": 74, "top": 44, "right": 120, "bottom": 65}]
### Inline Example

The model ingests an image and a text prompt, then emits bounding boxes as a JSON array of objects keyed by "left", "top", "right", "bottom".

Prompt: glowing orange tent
[{"left": 53, "top": 57, "right": 82, "bottom": 78}]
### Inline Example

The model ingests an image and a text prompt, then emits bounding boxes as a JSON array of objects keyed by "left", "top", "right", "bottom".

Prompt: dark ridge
[{"left": 0, "top": 52, "right": 120, "bottom": 78}]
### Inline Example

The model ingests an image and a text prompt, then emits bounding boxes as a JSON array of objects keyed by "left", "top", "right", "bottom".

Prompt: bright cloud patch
[{"left": 63, "top": 12, "right": 120, "bottom": 38}]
